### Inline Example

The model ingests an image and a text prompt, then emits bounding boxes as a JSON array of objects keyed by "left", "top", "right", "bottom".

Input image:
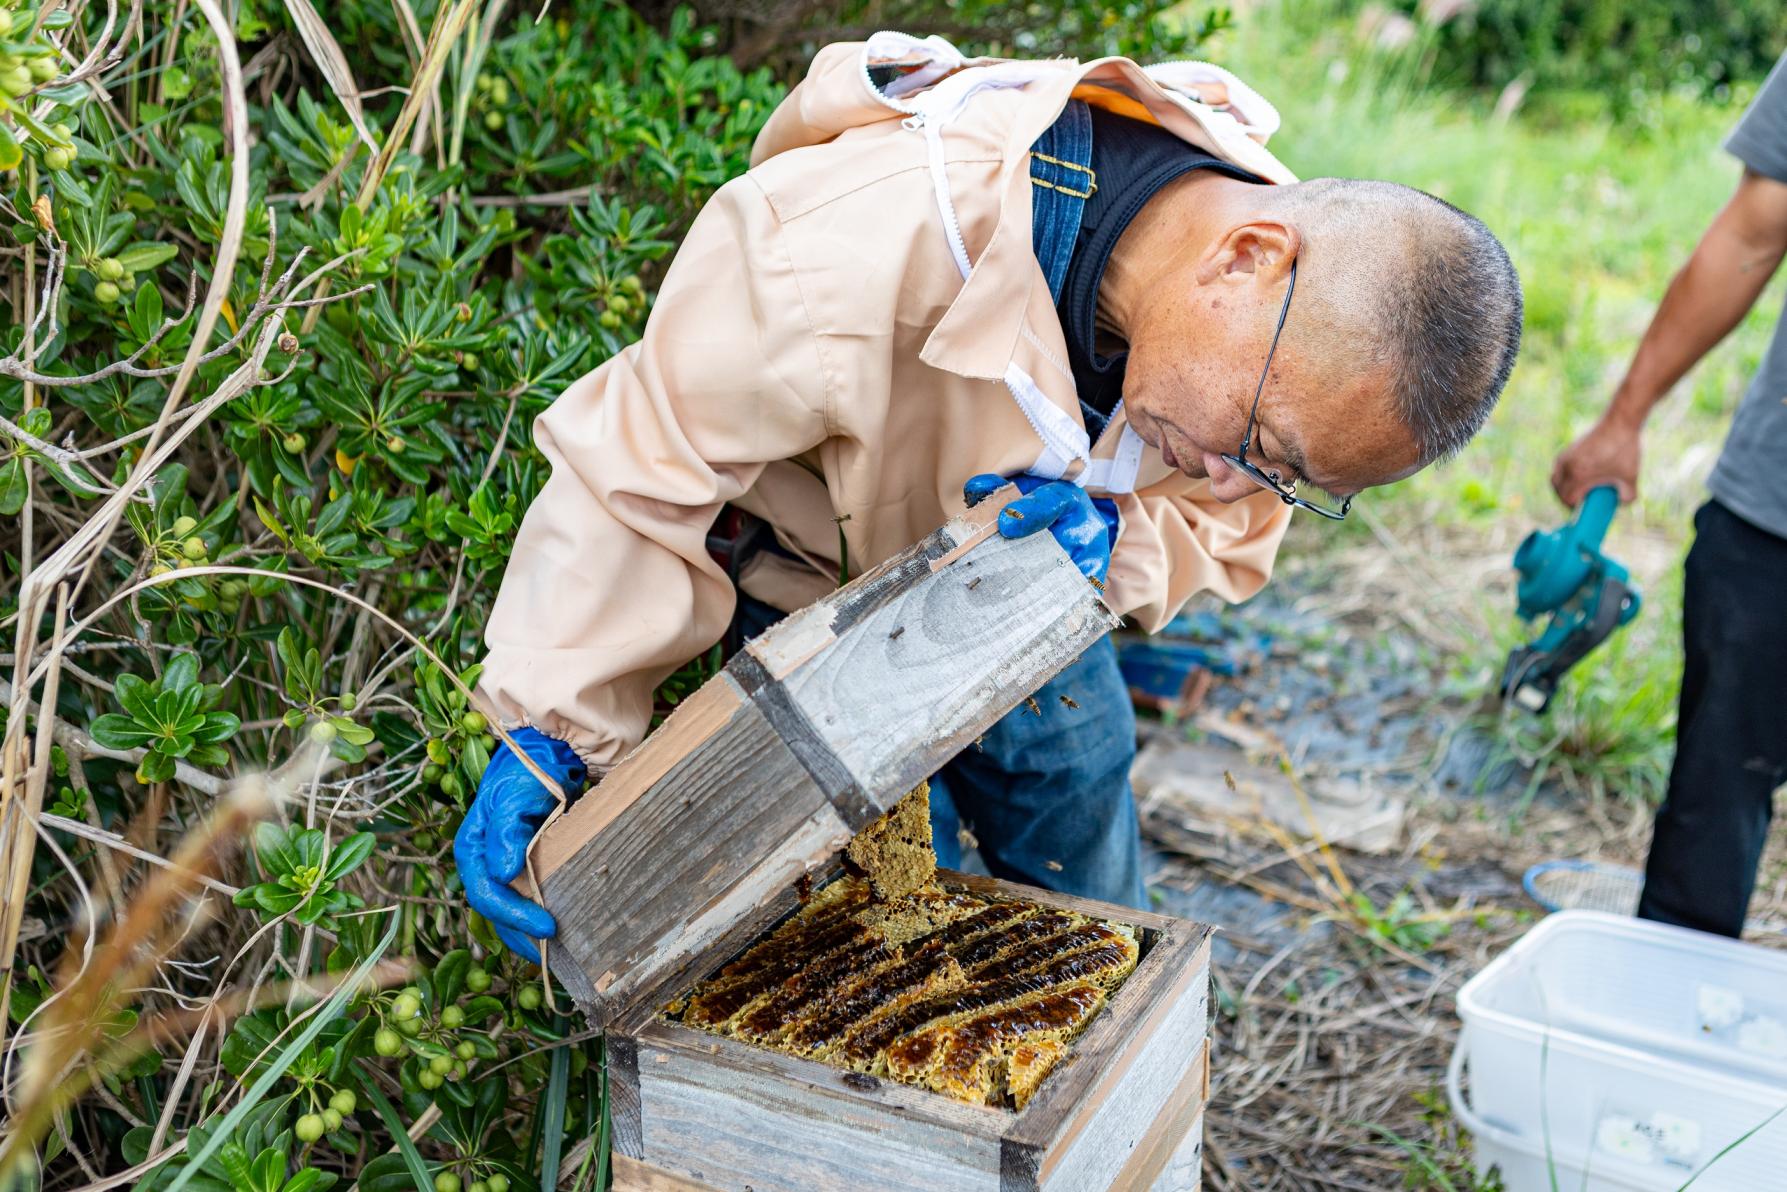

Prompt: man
[
  {"left": 1552, "top": 51, "right": 1787, "bottom": 940},
  {"left": 455, "top": 35, "right": 1523, "bottom": 960}
]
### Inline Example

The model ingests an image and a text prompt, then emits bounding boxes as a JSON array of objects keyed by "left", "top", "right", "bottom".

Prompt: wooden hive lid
[{"left": 528, "top": 491, "right": 1120, "bottom": 1028}]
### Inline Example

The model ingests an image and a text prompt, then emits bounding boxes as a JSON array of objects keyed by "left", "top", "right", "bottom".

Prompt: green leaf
[
  {"left": 322, "top": 831, "right": 375, "bottom": 882},
  {"left": 352, "top": 1066, "right": 434, "bottom": 1192},
  {"left": 88, "top": 713, "right": 155, "bottom": 750},
  {"left": 117, "top": 242, "right": 181, "bottom": 273},
  {"left": 0, "top": 457, "right": 27, "bottom": 518},
  {"left": 432, "top": 949, "right": 470, "bottom": 1006},
  {"left": 162, "top": 652, "right": 201, "bottom": 694}
]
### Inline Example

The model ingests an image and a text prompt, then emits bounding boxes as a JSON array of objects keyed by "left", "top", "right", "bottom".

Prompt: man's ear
[{"left": 1194, "top": 219, "right": 1300, "bottom": 286}]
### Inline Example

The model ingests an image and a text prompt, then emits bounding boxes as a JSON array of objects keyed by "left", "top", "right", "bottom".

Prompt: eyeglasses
[{"left": 1217, "top": 260, "right": 1353, "bottom": 521}]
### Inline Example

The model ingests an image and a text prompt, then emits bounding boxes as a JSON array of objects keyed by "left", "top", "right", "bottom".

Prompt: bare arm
[{"left": 1552, "top": 168, "right": 1787, "bottom": 507}]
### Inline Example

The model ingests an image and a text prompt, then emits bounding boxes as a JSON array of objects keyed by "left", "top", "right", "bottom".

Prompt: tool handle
[{"left": 1575, "top": 484, "right": 1620, "bottom": 547}]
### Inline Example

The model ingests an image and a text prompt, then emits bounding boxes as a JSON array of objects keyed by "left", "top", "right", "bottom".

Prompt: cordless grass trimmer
[{"left": 1498, "top": 485, "right": 1642, "bottom": 713}]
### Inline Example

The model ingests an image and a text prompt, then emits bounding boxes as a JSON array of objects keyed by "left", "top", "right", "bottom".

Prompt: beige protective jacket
[{"left": 478, "top": 33, "right": 1298, "bottom": 770}]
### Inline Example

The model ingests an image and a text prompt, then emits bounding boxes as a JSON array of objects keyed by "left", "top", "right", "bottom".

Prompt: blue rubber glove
[
  {"left": 963, "top": 473, "right": 1120, "bottom": 583},
  {"left": 454, "top": 726, "right": 586, "bottom": 963}
]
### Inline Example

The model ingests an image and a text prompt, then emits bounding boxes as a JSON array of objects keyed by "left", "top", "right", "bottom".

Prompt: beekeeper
[{"left": 454, "top": 34, "right": 1524, "bottom": 959}]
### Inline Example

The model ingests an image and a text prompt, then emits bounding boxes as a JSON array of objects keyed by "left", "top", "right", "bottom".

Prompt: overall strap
[{"left": 1028, "top": 99, "right": 1095, "bottom": 305}]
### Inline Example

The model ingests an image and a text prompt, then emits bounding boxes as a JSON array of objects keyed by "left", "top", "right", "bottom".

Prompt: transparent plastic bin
[{"left": 1449, "top": 911, "right": 1787, "bottom": 1190}]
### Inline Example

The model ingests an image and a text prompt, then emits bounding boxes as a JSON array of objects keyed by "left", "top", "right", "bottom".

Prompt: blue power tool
[{"left": 1498, "top": 485, "right": 1642, "bottom": 713}]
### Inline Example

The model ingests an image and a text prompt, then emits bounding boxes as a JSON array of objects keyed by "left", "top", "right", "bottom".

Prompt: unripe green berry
[
  {"left": 440, "top": 773, "right": 462, "bottom": 798},
  {"left": 465, "top": 968, "right": 491, "bottom": 993},
  {"left": 487, "top": 1175, "right": 510, "bottom": 1192},
  {"left": 417, "top": 1066, "right": 442, "bottom": 1089},
  {"left": 429, "top": 1053, "right": 453, "bottom": 1076},
  {"left": 373, "top": 1027, "right": 403, "bottom": 1056},
  {"left": 282, "top": 432, "right": 307, "bottom": 453},
  {"left": 397, "top": 1014, "right": 423, "bottom": 1036},
  {"left": 440, "top": 1005, "right": 464, "bottom": 1028},
  {"left": 329, "top": 1089, "right": 357, "bottom": 1114},
  {"left": 598, "top": 310, "right": 622, "bottom": 330},
  {"left": 469, "top": 1181, "right": 490, "bottom": 1192},
  {"left": 171, "top": 514, "right": 198, "bottom": 535},
  {"left": 435, "top": 1173, "right": 461, "bottom": 1192},
  {"left": 321, "top": 1107, "right": 343, "bottom": 1131},
  {"left": 460, "top": 711, "right": 487, "bottom": 734},
  {"left": 426, "top": 738, "right": 450, "bottom": 765},
  {"left": 96, "top": 257, "right": 125, "bottom": 282},
  {"left": 95, "top": 280, "right": 120, "bottom": 304},
  {"left": 448, "top": 1061, "right": 466, "bottom": 1081},
  {"left": 295, "top": 1113, "right": 325, "bottom": 1143},
  {"left": 422, "top": 762, "right": 444, "bottom": 783},
  {"left": 455, "top": 1040, "right": 477, "bottom": 1060},
  {"left": 0, "top": 11, "right": 14, "bottom": 35},
  {"left": 414, "top": 830, "right": 436, "bottom": 850},
  {"left": 338, "top": 691, "right": 357, "bottom": 712},
  {"left": 43, "top": 147, "right": 72, "bottom": 171},
  {"left": 182, "top": 536, "right": 206, "bottom": 559},
  {"left": 309, "top": 720, "right": 338, "bottom": 744},
  {"left": 517, "top": 985, "right": 543, "bottom": 1011},
  {"left": 386, "top": 434, "right": 406, "bottom": 454},
  {"left": 483, "top": 110, "right": 503, "bottom": 131},
  {"left": 607, "top": 294, "right": 631, "bottom": 317},
  {"left": 29, "top": 57, "right": 56, "bottom": 82}
]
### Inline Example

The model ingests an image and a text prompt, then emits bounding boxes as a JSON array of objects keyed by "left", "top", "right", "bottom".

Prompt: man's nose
[{"left": 1202, "top": 453, "right": 1255, "bottom": 503}]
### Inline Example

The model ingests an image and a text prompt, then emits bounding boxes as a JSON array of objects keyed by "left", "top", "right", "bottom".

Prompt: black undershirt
[{"left": 1058, "top": 108, "right": 1264, "bottom": 438}]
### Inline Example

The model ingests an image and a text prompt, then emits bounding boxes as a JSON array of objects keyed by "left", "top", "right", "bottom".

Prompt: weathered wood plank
[
  {"left": 535, "top": 676, "right": 746, "bottom": 881},
  {"left": 772, "top": 528, "right": 1116, "bottom": 800},
  {"left": 540, "top": 697, "right": 849, "bottom": 1018},
  {"left": 635, "top": 1022, "right": 1005, "bottom": 1191},
  {"left": 1113, "top": 1044, "right": 1210, "bottom": 1191},
  {"left": 1132, "top": 736, "right": 1406, "bottom": 855},
  {"left": 612, "top": 1153, "right": 721, "bottom": 1192},
  {"left": 1146, "top": 1109, "right": 1205, "bottom": 1192}
]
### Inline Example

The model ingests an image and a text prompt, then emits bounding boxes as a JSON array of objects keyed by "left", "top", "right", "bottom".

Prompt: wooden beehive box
[{"left": 528, "top": 493, "right": 1215, "bottom": 1190}]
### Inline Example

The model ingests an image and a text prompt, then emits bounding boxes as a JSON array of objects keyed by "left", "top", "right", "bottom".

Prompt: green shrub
[
  {"left": 1405, "top": 0, "right": 1781, "bottom": 102},
  {"left": 0, "top": 0, "right": 779, "bottom": 1184}
]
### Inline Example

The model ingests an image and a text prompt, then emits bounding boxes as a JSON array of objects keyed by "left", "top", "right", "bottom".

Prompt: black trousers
[{"left": 1638, "top": 499, "right": 1787, "bottom": 938}]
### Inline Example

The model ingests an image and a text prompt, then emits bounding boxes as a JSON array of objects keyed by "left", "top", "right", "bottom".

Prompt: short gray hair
[{"left": 1275, "top": 178, "right": 1523, "bottom": 464}]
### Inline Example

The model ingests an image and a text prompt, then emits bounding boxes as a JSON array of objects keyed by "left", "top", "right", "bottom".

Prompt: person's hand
[
  {"left": 963, "top": 473, "right": 1119, "bottom": 582},
  {"left": 454, "top": 726, "right": 586, "bottom": 962},
  {"left": 1551, "top": 415, "right": 1641, "bottom": 509}
]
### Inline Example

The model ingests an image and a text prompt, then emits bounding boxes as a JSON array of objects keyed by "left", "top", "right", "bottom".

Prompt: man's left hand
[{"left": 963, "top": 473, "right": 1119, "bottom": 583}]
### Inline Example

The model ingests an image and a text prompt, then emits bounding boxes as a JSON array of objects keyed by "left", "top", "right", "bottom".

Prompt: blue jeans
[{"left": 733, "top": 595, "right": 1145, "bottom": 910}]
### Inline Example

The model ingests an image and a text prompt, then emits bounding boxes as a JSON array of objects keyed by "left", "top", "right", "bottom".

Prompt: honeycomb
[{"left": 665, "top": 786, "right": 1141, "bottom": 1109}]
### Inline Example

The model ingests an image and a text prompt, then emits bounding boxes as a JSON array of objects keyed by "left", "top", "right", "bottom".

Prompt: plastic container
[{"left": 1449, "top": 911, "right": 1787, "bottom": 1190}]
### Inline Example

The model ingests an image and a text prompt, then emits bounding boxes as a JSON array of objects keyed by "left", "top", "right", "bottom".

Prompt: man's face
[{"left": 1121, "top": 258, "right": 1425, "bottom": 506}]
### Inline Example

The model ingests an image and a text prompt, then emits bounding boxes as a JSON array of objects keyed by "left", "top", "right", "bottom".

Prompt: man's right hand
[
  {"left": 454, "top": 726, "right": 587, "bottom": 963},
  {"left": 1551, "top": 415, "right": 1641, "bottom": 509}
]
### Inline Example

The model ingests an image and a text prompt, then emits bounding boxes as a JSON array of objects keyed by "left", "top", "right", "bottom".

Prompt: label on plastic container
[{"left": 1592, "top": 1103, "right": 1703, "bottom": 1171}]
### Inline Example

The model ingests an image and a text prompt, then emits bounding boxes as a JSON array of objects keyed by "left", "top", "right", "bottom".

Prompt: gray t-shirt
[{"left": 1708, "top": 51, "right": 1787, "bottom": 540}]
